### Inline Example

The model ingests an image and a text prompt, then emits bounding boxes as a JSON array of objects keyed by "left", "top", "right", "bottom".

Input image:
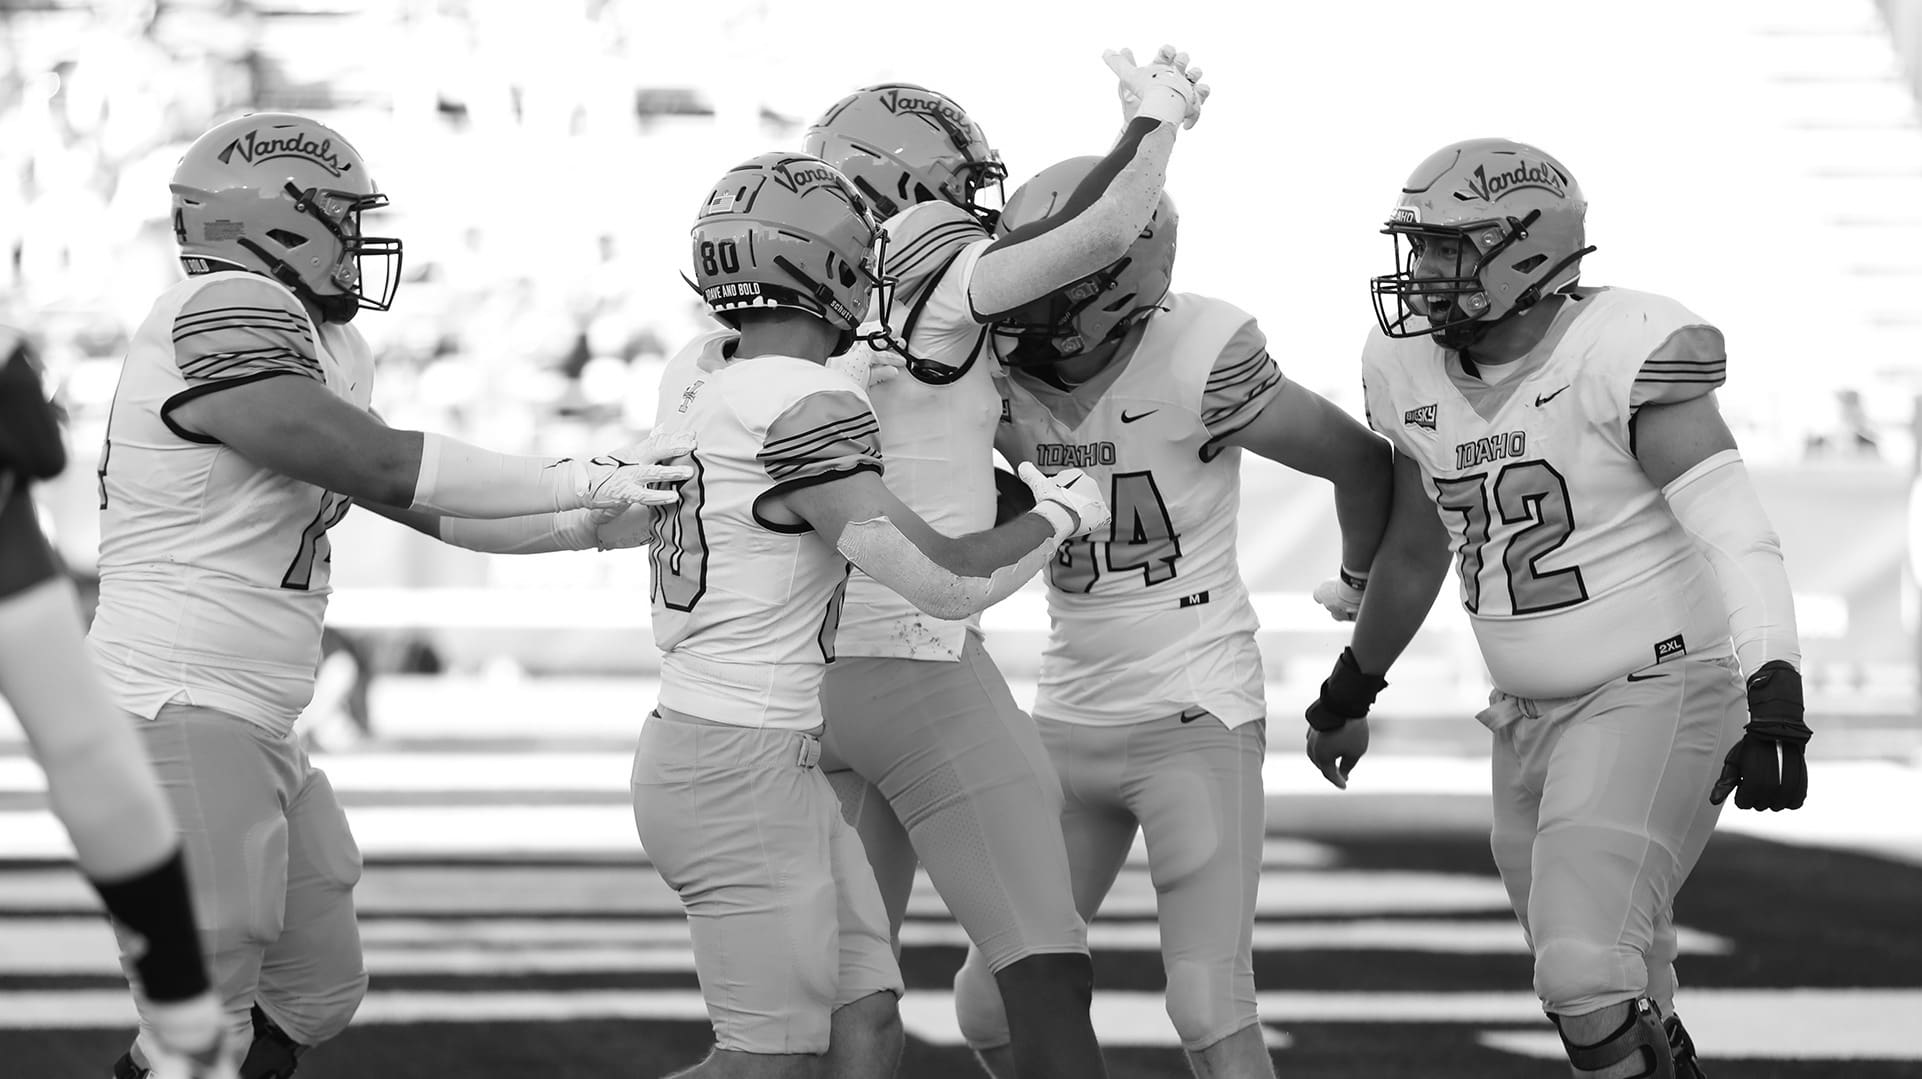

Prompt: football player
[
  {"left": 0, "top": 338, "right": 233, "bottom": 1079},
  {"left": 91, "top": 112, "right": 690, "bottom": 1079},
  {"left": 799, "top": 45, "right": 1208, "bottom": 1078},
  {"left": 1305, "top": 138, "right": 1808, "bottom": 1079},
  {"left": 632, "top": 151, "right": 1112, "bottom": 1079},
  {"left": 951, "top": 157, "right": 1393, "bottom": 1079}
]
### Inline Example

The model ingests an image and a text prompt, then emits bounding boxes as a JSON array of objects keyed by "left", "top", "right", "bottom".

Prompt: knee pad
[
  {"left": 1164, "top": 957, "right": 1255, "bottom": 1051},
  {"left": 1535, "top": 937, "right": 1644, "bottom": 1015},
  {"left": 1553, "top": 998, "right": 1675, "bottom": 1079},
  {"left": 953, "top": 949, "right": 1009, "bottom": 1050}
]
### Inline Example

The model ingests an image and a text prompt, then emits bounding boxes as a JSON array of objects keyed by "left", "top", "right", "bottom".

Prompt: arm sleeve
[
  {"left": 436, "top": 510, "right": 600, "bottom": 554},
  {"left": 1661, "top": 449, "right": 1801, "bottom": 674},
  {"left": 836, "top": 512, "right": 1063, "bottom": 621},
  {"left": 968, "top": 117, "right": 1175, "bottom": 321},
  {"left": 1200, "top": 319, "right": 1287, "bottom": 443},
  {"left": 759, "top": 388, "right": 884, "bottom": 496}
]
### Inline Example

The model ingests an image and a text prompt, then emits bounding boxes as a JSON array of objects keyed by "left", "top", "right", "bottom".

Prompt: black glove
[
  {"left": 1710, "top": 660, "right": 1811, "bottom": 811},
  {"left": 1306, "top": 647, "right": 1388, "bottom": 732}
]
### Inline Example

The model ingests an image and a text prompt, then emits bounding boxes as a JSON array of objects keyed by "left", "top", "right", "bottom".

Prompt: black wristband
[
  {"left": 1338, "top": 566, "right": 1368, "bottom": 592},
  {"left": 1745, "top": 660, "right": 1805, "bottom": 725},
  {"left": 91, "top": 847, "right": 210, "bottom": 1003},
  {"left": 1306, "top": 647, "right": 1388, "bottom": 731}
]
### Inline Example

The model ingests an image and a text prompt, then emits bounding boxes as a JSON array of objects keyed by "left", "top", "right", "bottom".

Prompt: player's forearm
[
  {"left": 405, "top": 432, "right": 605, "bottom": 518},
  {"left": 969, "top": 118, "right": 1174, "bottom": 317},
  {"left": 0, "top": 577, "right": 177, "bottom": 881},
  {"left": 1347, "top": 538, "right": 1452, "bottom": 675},
  {"left": 1330, "top": 441, "right": 1395, "bottom": 576},
  {"left": 1662, "top": 449, "right": 1802, "bottom": 674},
  {"left": 435, "top": 509, "right": 601, "bottom": 554},
  {"left": 840, "top": 510, "right": 1067, "bottom": 620}
]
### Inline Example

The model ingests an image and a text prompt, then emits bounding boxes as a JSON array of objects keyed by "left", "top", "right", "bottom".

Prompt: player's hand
[
  {"left": 827, "top": 344, "right": 906, "bottom": 393},
  {"left": 1018, "top": 462, "right": 1111, "bottom": 540},
  {"left": 145, "top": 991, "right": 237, "bottom": 1079},
  {"left": 577, "top": 431, "right": 696, "bottom": 510},
  {"left": 1307, "top": 716, "right": 1370, "bottom": 791},
  {"left": 587, "top": 504, "right": 657, "bottom": 551},
  {"left": 1312, "top": 567, "right": 1368, "bottom": 622},
  {"left": 1103, "top": 45, "right": 1209, "bottom": 130},
  {"left": 1304, "top": 647, "right": 1388, "bottom": 789},
  {"left": 1710, "top": 660, "right": 1811, "bottom": 811}
]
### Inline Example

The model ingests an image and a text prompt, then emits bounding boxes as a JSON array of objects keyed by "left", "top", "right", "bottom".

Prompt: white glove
[
  {"left": 827, "top": 344, "right": 907, "bottom": 393},
  {"left": 1018, "top": 462, "right": 1111, "bottom": 540},
  {"left": 1103, "top": 44, "right": 1209, "bottom": 130},
  {"left": 144, "top": 992, "right": 237, "bottom": 1079},
  {"left": 573, "top": 430, "right": 696, "bottom": 510},
  {"left": 588, "top": 503, "right": 658, "bottom": 551},
  {"left": 1312, "top": 568, "right": 1368, "bottom": 622}
]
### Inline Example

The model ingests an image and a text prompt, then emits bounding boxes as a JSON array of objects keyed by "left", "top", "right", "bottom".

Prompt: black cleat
[
  {"left": 1665, "top": 1012, "right": 1707, "bottom": 1078},
  {"left": 239, "top": 1004, "right": 305, "bottom": 1079}
]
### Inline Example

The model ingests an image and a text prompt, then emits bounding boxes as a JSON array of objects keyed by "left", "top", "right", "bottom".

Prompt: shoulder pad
[{"left": 882, "top": 202, "right": 989, "bottom": 300}]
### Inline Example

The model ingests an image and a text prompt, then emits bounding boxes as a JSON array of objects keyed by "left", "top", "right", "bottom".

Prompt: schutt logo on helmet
[{"left": 1457, "top": 159, "right": 1568, "bottom": 204}]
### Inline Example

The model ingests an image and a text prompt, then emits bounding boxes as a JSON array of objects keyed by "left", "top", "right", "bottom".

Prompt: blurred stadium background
[{"left": 4, "top": 0, "right": 1922, "bottom": 1075}]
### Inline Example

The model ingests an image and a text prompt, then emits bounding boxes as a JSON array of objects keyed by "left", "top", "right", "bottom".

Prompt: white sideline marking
[{"left": 5, "top": 989, "right": 1918, "bottom": 1059}]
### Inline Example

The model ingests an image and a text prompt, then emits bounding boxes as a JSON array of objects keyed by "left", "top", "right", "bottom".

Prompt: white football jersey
[
  {"left": 88, "top": 271, "right": 374, "bottom": 733},
  {"left": 649, "top": 329, "right": 885, "bottom": 730},
  {"left": 995, "top": 293, "right": 1286, "bottom": 728},
  {"left": 835, "top": 201, "right": 1001, "bottom": 661},
  {"left": 1361, "top": 286, "right": 1732, "bottom": 698}
]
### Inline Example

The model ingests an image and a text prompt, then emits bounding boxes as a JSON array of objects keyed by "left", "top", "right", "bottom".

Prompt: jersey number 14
[{"left": 1048, "top": 470, "right": 1180, "bottom": 593}]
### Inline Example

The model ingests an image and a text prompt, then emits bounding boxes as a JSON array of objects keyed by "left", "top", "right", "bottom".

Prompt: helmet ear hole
[
  {"left": 266, "top": 229, "right": 308, "bottom": 249},
  {"left": 839, "top": 265, "right": 857, "bottom": 287},
  {"left": 1512, "top": 253, "right": 1547, "bottom": 274}
]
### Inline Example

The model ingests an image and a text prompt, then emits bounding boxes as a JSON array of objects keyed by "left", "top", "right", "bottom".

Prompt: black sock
[
  {"left": 996, "top": 952, "right": 1109, "bottom": 1079},
  {"left": 91, "top": 847, "right": 210, "bottom": 1003}
]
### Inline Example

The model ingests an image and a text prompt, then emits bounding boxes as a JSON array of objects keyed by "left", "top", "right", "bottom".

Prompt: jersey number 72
[{"left": 1432, "top": 459, "right": 1588, "bottom": 615}]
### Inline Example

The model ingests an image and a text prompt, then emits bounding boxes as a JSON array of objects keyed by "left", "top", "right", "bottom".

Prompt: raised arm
[{"left": 965, "top": 48, "right": 1208, "bottom": 319}]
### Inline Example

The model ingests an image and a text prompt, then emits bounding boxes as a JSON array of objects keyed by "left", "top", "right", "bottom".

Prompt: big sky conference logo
[
  {"left": 1457, "top": 158, "right": 1568, "bottom": 204},
  {"left": 217, "top": 128, "right": 355, "bottom": 178}
]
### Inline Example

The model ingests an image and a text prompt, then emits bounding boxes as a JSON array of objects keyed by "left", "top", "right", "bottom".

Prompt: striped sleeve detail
[
  {"left": 1630, "top": 324, "right": 1726, "bottom": 409},
  {"left": 1200, "top": 320, "right": 1287, "bottom": 439},
  {"left": 171, "top": 278, "right": 322, "bottom": 385},
  {"left": 759, "top": 388, "right": 883, "bottom": 483},
  {"left": 882, "top": 202, "right": 986, "bottom": 301}
]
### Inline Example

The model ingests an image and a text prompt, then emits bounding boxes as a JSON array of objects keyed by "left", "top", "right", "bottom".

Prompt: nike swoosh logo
[
  {"left": 1626, "top": 671, "right": 1664, "bottom": 682},
  {"left": 1534, "top": 385, "right": 1570, "bottom": 407},
  {"left": 1178, "top": 708, "right": 1208, "bottom": 723},
  {"left": 1120, "top": 409, "right": 1158, "bottom": 423}
]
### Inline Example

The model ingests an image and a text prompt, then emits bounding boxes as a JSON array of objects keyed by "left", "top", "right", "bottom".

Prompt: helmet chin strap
[{"left": 234, "top": 237, "right": 357, "bottom": 323}]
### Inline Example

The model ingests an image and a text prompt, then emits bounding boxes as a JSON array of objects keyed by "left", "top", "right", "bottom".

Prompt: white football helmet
[
  {"left": 170, "top": 113, "right": 402, "bottom": 323},
  {"left": 690, "top": 152, "right": 888, "bottom": 356},
  {"left": 1371, "top": 138, "right": 1593, "bottom": 349}
]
